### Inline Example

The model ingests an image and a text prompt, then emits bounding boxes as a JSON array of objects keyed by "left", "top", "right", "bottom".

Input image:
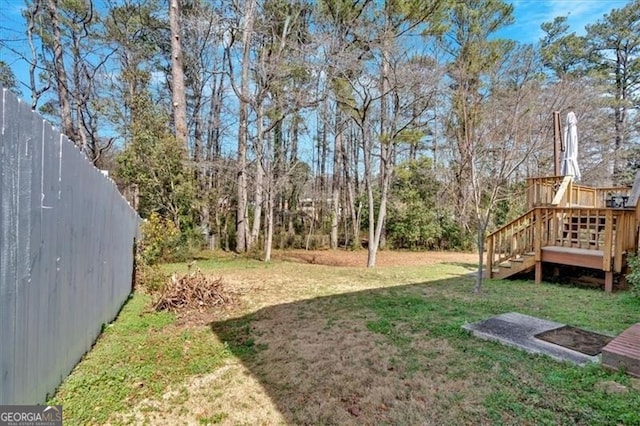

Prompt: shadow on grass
[
  {"left": 442, "top": 261, "right": 480, "bottom": 270},
  {"left": 209, "top": 275, "right": 640, "bottom": 425}
]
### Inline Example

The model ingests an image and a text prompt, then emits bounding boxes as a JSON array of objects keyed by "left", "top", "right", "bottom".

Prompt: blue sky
[
  {"left": 0, "top": 0, "right": 634, "bottom": 96},
  {"left": 500, "top": 0, "right": 632, "bottom": 44}
]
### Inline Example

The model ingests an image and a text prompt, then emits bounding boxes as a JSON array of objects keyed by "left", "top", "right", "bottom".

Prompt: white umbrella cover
[{"left": 561, "top": 111, "right": 581, "bottom": 181}]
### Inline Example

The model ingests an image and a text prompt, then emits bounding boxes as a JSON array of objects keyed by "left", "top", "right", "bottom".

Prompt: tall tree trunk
[
  {"left": 613, "top": 50, "right": 625, "bottom": 182},
  {"left": 206, "top": 51, "right": 227, "bottom": 239},
  {"left": 264, "top": 124, "right": 275, "bottom": 261},
  {"left": 264, "top": 184, "right": 274, "bottom": 261},
  {"left": 378, "top": 40, "right": 391, "bottom": 252},
  {"left": 46, "top": 0, "right": 74, "bottom": 141},
  {"left": 26, "top": 1, "right": 48, "bottom": 111},
  {"left": 363, "top": 126, "right": 377, "bottom": 267},
  {"left": 169, "top": 0, "right": 188, "bottom": 147},
  {"left": 250, "top": 102, "right": 265, "bottom": 251},
  {"left": 287, "top": 118, "right": 300, "bottom": 236},
  {"left": 235, "top": 0, "right": 256, "bottom": 252},
  {"left": 366, "top": 30, "right": 396, "bottom": 266},
  {"left": 474, "top": 224, "right": 486, "bottom": 294},
  {"left": 331, "top": 106, "right": 343, "bottom": 249},
  {"left": 372, "top": 143, "right": 393, "bottom": 263},
  {"left": 343, "top": 129, "right": 360, "bottom": 249},
  {"left": 318, "top": 107, "right": 328, "bottom": 230},
  {"left": 204, "top": 67, "right": 224, "bottom": 249}
]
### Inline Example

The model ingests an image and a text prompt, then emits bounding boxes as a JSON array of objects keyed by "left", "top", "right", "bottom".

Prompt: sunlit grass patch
[
  {"left": 48, "top": 294, "right": 232, "bottom": 424},
  {"left": 49, "top": 251, "right": 640, "bottom": 425}
]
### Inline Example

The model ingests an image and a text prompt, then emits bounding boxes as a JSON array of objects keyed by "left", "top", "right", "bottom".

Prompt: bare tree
[
  {"left": 468, "top": 45, "right": 549, "bottom": 292},
  {"left": 440, "top": 0, "right": 515, "bottom": 243},
  {"left": 169, "top": 0, "right": 188, "bottom": 147},
  {"left": 24, "top": 0, "right": 116, "bottom": 166},
  {"left": 234, "top": 0, "right": 257, "bottom": 252}
]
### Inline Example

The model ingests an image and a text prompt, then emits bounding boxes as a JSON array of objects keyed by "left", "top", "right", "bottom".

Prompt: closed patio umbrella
[{"left": 561, "top": 111, "right": 581, "bottom": 181}]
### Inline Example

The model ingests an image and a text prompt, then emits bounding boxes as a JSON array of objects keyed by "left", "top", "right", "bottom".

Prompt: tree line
[{"left": 1, "top": 0, "right": 639, "bottom": 270}]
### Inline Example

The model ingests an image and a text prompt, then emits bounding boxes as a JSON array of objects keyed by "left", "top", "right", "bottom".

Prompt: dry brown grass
[
  {"left": 119, "top": 300, "right": 486, "bottom": 425},
  {"left": 234, "top": 300, "right": 487, "bottom": 425},
  {"left": 210, "top": 250, "right": 478, "bottom": 315},
  {"left": 113, "top": 362, "right": 286, "bottom": 425},
  {"left": 273, "top": 249, "right": 477, "bottom": 267},
  {"left": 62, "top": 250, "right": 640, "bottom": 425},
  {"left": 110, "top": 250, "right": 483, "bottom": 425}
]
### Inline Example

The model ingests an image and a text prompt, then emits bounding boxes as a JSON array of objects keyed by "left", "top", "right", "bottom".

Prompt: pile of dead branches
[{"left": 153, "top": 267, "right": 232, "bottom": 312}]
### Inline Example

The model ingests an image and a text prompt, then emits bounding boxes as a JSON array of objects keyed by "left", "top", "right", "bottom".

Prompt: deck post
[
  {"left": 534, "top": 208, "right": 543, "bottom": 285},
  {"left": 535, "top": 261, "right": 542, "bottom": 285},
  {"left": 487, "top": 235, "right": 494, "bottom": 278},
  {"left": 534, "top": 208, "right": 542, "bottom": 262},
  {"left": 603, "top": 209, "right": 614, "bottom": 272},
  {"left": 620, "top": 270, "right": 627, "bottom": 289},
  {"left": 605, "top": 271, "right": 613, "bottom": 293}
]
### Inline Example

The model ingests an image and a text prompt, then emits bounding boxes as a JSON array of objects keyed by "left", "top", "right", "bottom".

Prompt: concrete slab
[{"left": 462, "top": 312, "right": 600, "bottom": 365}]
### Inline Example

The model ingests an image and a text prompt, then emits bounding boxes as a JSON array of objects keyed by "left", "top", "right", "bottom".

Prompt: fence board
[{"left": 0, "top": 88, "right": 139, "bottom": 404}]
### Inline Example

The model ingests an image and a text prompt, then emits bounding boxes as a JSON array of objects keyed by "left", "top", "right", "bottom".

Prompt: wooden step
[
  {"left": 601, "top": 323, "right": 640, "bottom": 378},
  {"left": 491, "top": 255, "right": 536, "bottom": 279}
]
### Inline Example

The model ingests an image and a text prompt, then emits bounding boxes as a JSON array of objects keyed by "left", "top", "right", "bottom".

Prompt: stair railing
[{"left": 486, "top": 209, "right": 538, "bottom": 277}]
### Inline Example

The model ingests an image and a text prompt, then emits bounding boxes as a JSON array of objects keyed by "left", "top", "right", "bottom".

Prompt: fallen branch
[{"left": 153, "top": 267, "right": 232, "bottom": 312}]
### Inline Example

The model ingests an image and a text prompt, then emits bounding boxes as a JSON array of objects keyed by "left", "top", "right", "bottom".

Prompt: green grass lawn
[{"left": 50, "top": 253, "right": 640, "bottom": 425}]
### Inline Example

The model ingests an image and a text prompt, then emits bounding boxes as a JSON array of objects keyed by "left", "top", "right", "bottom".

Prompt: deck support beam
[
  {"left": 535, "top": 261, "right": 542, "bottom": 285},
  {"left": 620, "top": 270, "right": 628, "bottom": 289},
  {"left": 605, "top": 271, "right": 613, "bottom": 293}
]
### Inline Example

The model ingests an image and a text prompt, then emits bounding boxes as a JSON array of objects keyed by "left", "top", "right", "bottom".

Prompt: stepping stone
[{"left": 463, "top": 312, "right": 602, "bottom": 365}]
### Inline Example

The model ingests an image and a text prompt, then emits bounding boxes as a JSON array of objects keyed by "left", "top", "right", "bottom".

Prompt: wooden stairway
[
  {"left": 491, "top": 252, "right": 536, "bottom": 279},
  {"left": 485, "top": 208, "right": 538, "bottom": 280}
]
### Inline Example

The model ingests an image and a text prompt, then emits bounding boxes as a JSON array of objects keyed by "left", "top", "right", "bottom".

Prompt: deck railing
[
  {"left": 487, "top": 207, "right": 637, "bottom": 276},
  {"left": 568, "top": 184, "right": 597, "bottom": 207},
  {"left": 537, "top": 207, "right": 609, "bottom": 250},
  {"left": 594, "top": 187, "right": 632, "bottom": 208},
  {"left": 527, "top": 176, "right": 632, "bottom": 208},
  {"left": 569, "top": 185, "right": 631, "bottom": 208},
  {"left": 537, "top": 207, "right": 636, "bottom": 272},
  {"left": 526, "top": 176, "right": 565, "bottom": 207}
]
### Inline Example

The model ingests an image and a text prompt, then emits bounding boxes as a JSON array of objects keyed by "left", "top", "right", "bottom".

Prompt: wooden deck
[
  {"left": 539, "top": 246, "right": 617, "bottom": 292},
  {"left": 602, "top": 323, "right": 640, "bottom": 378},
  {"left": 541, "top": 246, "right": 607, "bottom": 270},
  {"left": 486, "top": 175, "right": 638, "bottom": 292}
]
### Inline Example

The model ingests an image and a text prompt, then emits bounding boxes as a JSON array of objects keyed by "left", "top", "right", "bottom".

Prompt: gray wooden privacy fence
[{"left": 0, "top": 88, "right": 139, "bottom": 404}]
